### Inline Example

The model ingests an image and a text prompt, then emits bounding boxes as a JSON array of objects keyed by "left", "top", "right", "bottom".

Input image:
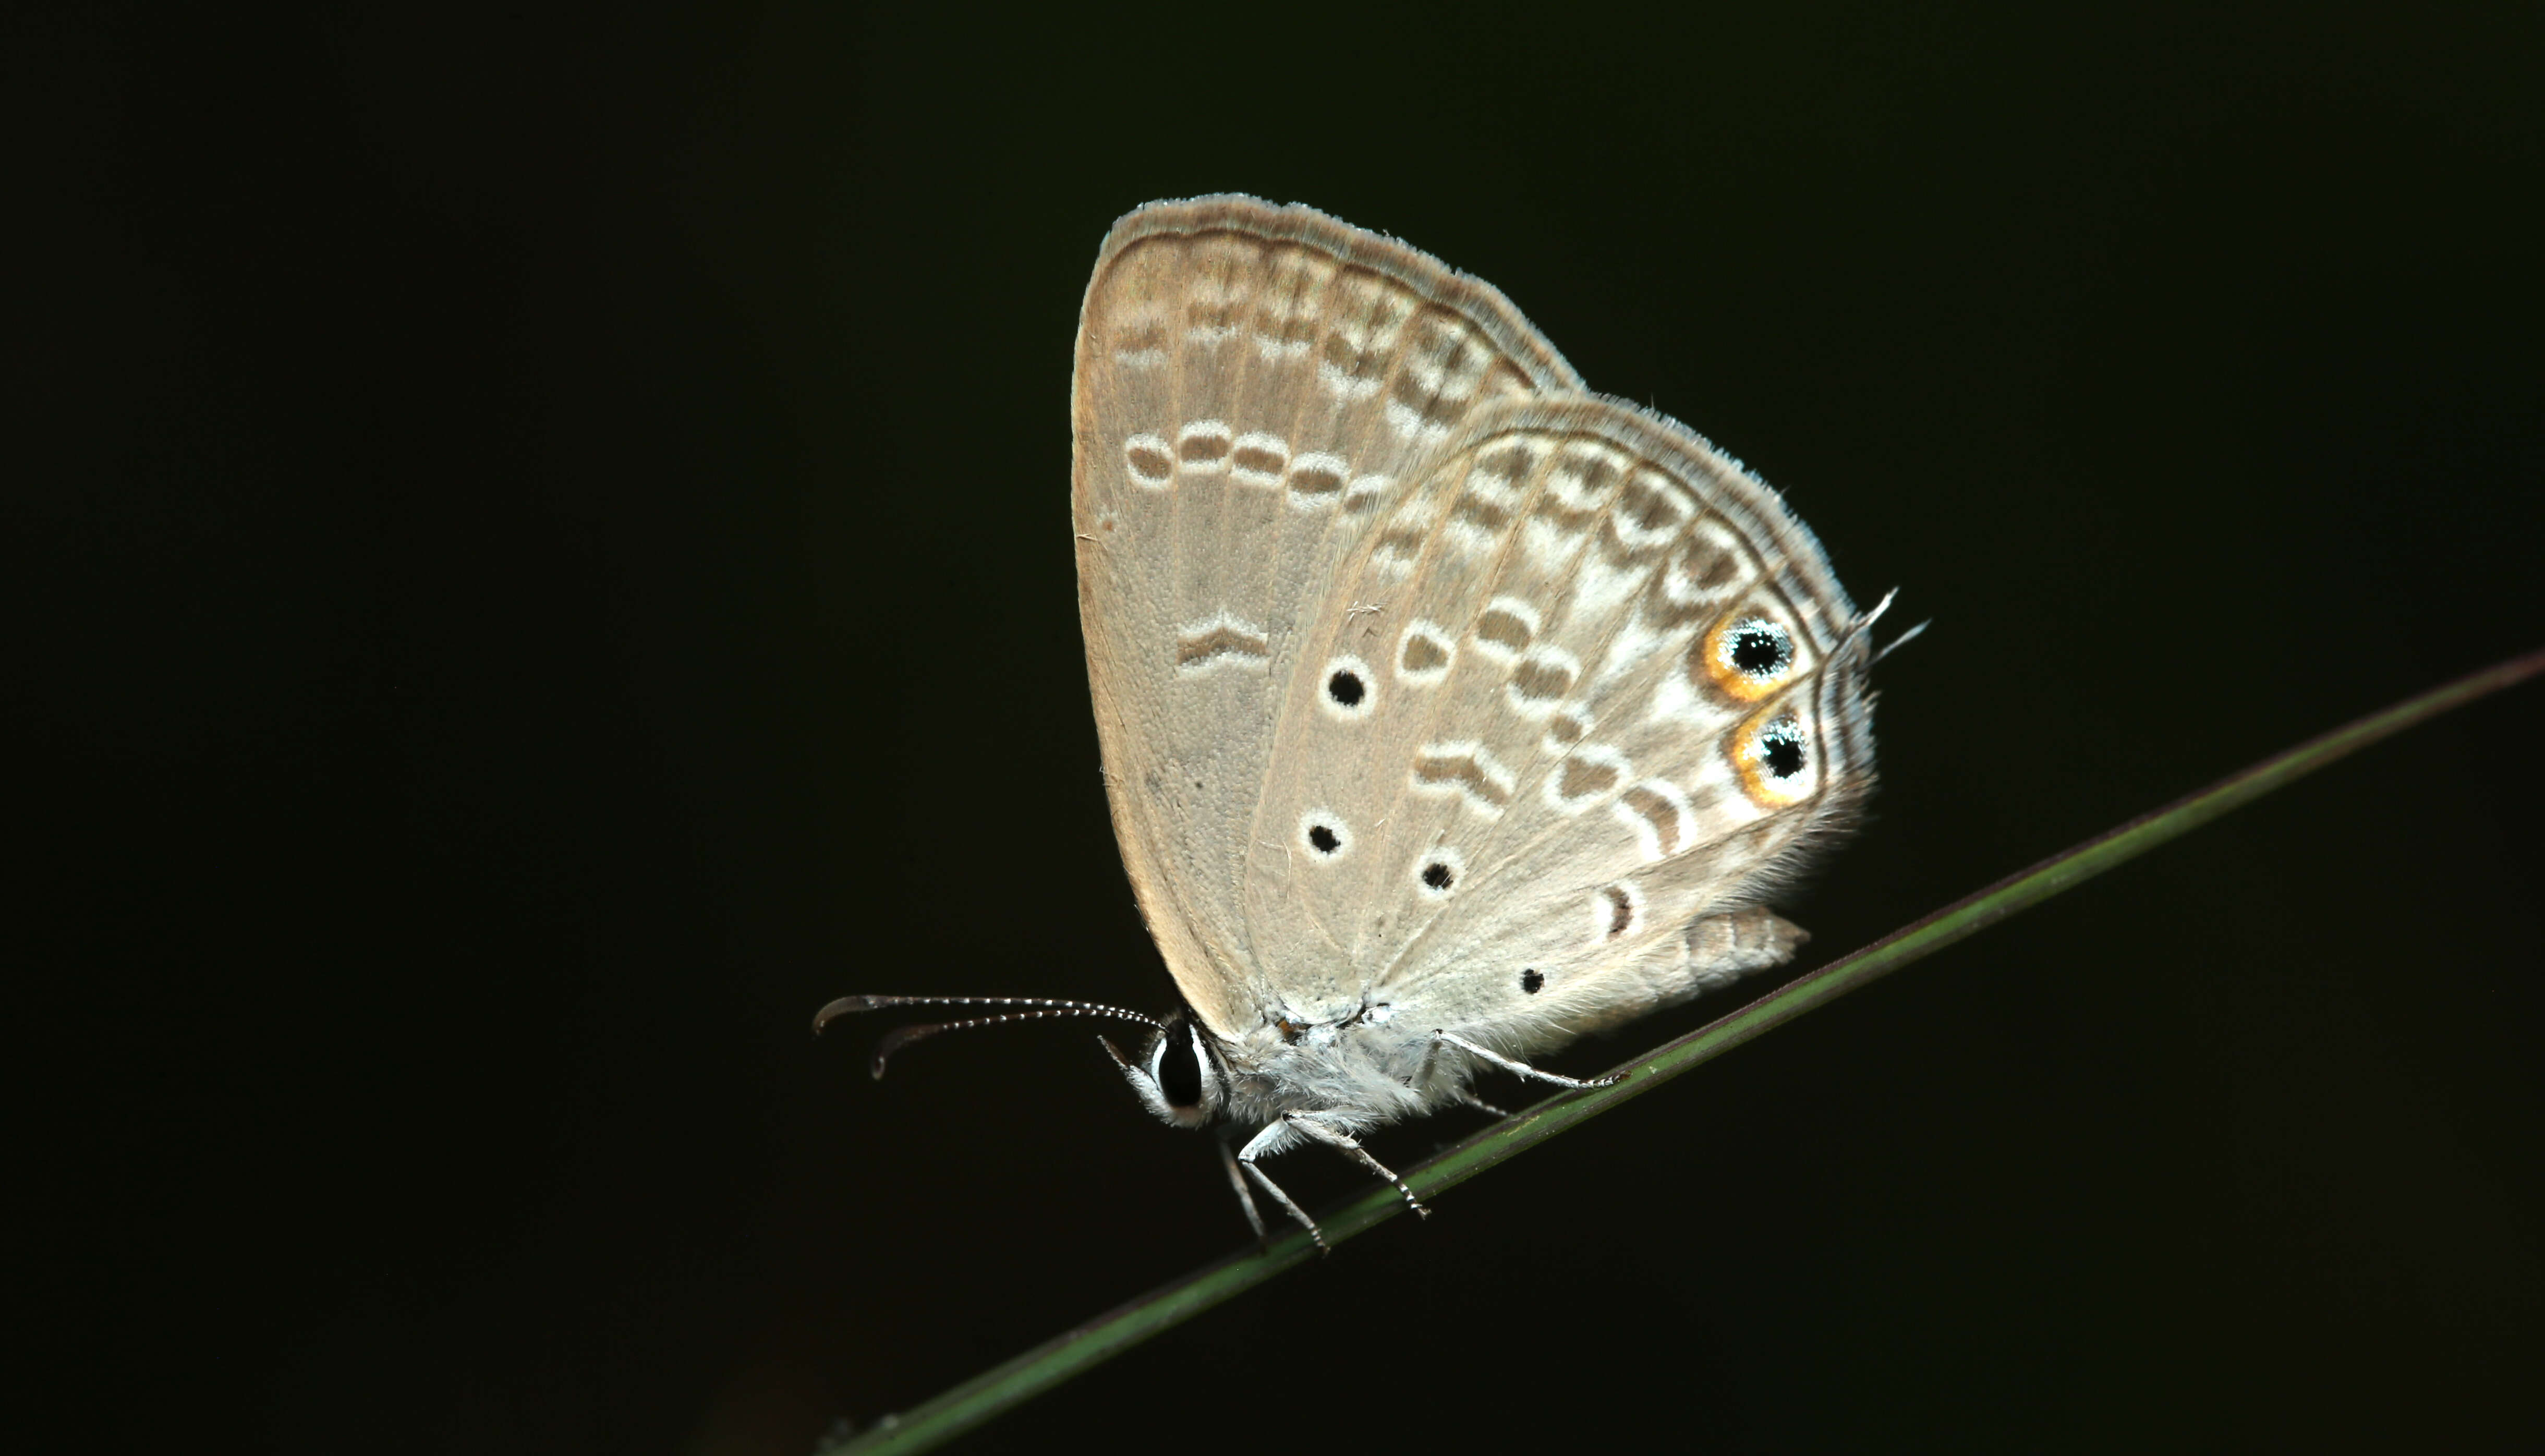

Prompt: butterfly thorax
[{"left": 1211, "top": 1010, "right": 1462, "bottom": 1132}]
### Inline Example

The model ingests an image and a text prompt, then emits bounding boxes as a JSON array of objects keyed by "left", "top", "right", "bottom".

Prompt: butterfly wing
[
  {"left": 1072, "top": 197, "right": 1585, "bottom": 1039},
  {"left": 1243, "top": 393, "right": 1876, "bottom": 1053}
]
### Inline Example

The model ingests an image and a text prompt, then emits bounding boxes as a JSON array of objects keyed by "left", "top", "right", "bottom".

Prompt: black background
[{"left": 20, "top": 4, "right": 2544, "bottom": 1452}]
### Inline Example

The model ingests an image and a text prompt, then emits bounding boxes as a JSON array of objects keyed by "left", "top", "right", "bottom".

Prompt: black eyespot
[
  {"left": 1327, "top": 670, "right": 1366, "bottom": 707},
  {"left": 1307, "top": 823, "right": 1341, "bottom": 854},
  {"left": 1422, "top": 861, "right": 1455, "bottom": 891},
  {"left": 1520, "top": 968, "right": 1545, "bottom": 994},
  {"left": 1729, "top": 620, "right": 1793, "bottom": 677},
  {"left": 1155, "top": 1025, "right": 1204, "bottom": 1109},
  {"left": 1759, "top": 719, "right": 1807, "bottom": 779}
]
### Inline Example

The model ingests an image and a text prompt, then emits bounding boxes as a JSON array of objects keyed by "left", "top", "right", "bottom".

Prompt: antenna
[{"left": 812, "top": 994, "right": 1164, "bottom": 1079}]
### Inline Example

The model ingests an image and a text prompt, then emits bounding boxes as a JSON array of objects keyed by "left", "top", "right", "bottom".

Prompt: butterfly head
[{"left": 1106, "top": 1010, "right": 1228, "bottom": 1130}]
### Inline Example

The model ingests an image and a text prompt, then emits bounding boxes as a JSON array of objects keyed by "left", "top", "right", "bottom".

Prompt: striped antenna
[{"left": 812, "top": 994, "right": 1164, "bottom": 1080}]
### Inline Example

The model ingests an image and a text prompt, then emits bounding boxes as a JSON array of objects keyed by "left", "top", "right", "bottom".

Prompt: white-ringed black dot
[
  {"left": 1298, "top": 810, "right": 1353, "bottom": 860},
  {"left": 1727, "top": 617, "right": 1793, "bottom": 677},
  {"left": 1519, "top": 968, "right": 1545, "bottom": 994},
  {"left": 1327, "top": 670, "right": 1365, "bottom": 707},
  {"left": 1759, "top": 717, "right": 1807, "bottom": 779},
  {"left": 1412, "top": 846, "right": 1465, "bottom": 897}
]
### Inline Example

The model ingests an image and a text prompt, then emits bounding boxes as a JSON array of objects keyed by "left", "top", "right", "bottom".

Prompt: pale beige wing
[
  {"left": 1072, "top": 196, "right": 1586, "bottom": 1039},
  {"left": 1242, "top": 394, "right": 1877, "bottom": 1049}
]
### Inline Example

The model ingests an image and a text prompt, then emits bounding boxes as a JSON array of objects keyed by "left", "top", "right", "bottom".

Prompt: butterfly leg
[
  {"left": 1279, "top": 1111, "right": 1430, "bottom": 1220},
  {"left": 1433, "top": 1030, "right": 1627, "bottom": 1090},
  {"left": 1215, "top": 1134, "right": 1269, "bottom": 1242},
  {"left": 1450, "top": 1088, "right": 1510, "bottom": 1119},
  {"left": 1235, "top": 1122, "right": 1329, "bottom": 1253}
]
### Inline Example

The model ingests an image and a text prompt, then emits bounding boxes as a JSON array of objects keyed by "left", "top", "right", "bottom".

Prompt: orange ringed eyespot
[
  {"left": 1701, "top": 612, "right": 1796, "bottom": 701},
  {"left": 1732, "top": 709, "right": 1814, "bottom": 806}
]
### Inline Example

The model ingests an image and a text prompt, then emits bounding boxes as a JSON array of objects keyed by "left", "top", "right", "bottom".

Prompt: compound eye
[{"left": 1152, "top": 1023, "right": 1205, "bottom": 1109}]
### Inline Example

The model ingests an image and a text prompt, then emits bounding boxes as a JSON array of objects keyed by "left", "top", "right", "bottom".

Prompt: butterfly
[{"left": 821, "top": 195, "right": 1890, "bottom": 1248}]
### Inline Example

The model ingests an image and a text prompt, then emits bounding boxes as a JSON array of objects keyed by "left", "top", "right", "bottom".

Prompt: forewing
[
  {"left": 1243, "top": 394, "right": 1876, "bottom": 1049},
  {"left": 1072, "top": 196, "right": 1585, "bottom": 1038}
]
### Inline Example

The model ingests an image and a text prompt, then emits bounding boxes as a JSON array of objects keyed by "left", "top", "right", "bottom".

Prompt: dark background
[{"left": 19, "top": 3, "right": 2543, "bottom": 1452}]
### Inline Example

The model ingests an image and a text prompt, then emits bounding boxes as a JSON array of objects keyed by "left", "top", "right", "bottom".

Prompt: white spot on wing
[
  {"left": 1175, "top": 419, "right": 1233, "bottom": 474},
  {"left": 1410, "top": 844, "right": 1467, "bottom": 899},
  {"left": 1522, "top": 516, "right": 1585, "bottom": 573},
  {"left": 1172, "top": 608, "right": 1271, "bottom": 675},
  {"left": 1319, "top": 361, "right": 1383, "bottom": 401},
  {"left": 1410, "top": 740, "right": 1516, "bottom": 818},
  {"left": 1445, "top": 516, "right": 1500, "bottom": 558},
  {"left": 1592, "top": 881, "right": 1644, "bottom": 942},
  {"left": 1230, "top": 431, "right": 1289, "bottom": 488},
  {"left": 1284, "top": 452, "right": 1349, "bottom": 511},
  {"left": 1396, "top": 620, "right": 1455, "bottom": 685},
  {"left": 1123, "top": 433, "right": 1174, "bottom": 488},
  {"left": 1593, "top": 609, "right": 1688, "bottom": 699},
  {"left": 1342, "top": 473, "right": 1392, "bottom": 514},
  {"left": 1611, "top": 468, "right": 1694, "bottom": 550},
  {"left": 1544, "top": 741, "right": 1632, "bottom": 814},
  {"left": 1504, "top": 646, "right": 1581, "bottom": 718},
  {"left": 1384, "top": 398, "right": 1455, "bottom": 443},
  {"left": 1470, "top": 597, "right": 1541, "bottom": 662},
  {"left": 1572, "top": 553, "right": 1654, "bottom": 616},
  {"left": 1613, "top": 777, "right": 1696, "bottom": 862},
  {"left": 1298, "top": 808, "right": 1353, "bottom": 860},
  {"left": 1543, "top": 704, "right": 1594, "bottom": 754},
  {"left": 1548, "top": 440, "right": 1628, "bottom": 512},
  {"left": 1318, "top": 654, "right": 1377, "bottom": 721}
]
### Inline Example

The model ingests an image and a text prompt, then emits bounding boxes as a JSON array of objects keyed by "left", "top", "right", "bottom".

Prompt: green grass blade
[{"left": 830, "top": 647, "right": 2545, "bottom": 1455}]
